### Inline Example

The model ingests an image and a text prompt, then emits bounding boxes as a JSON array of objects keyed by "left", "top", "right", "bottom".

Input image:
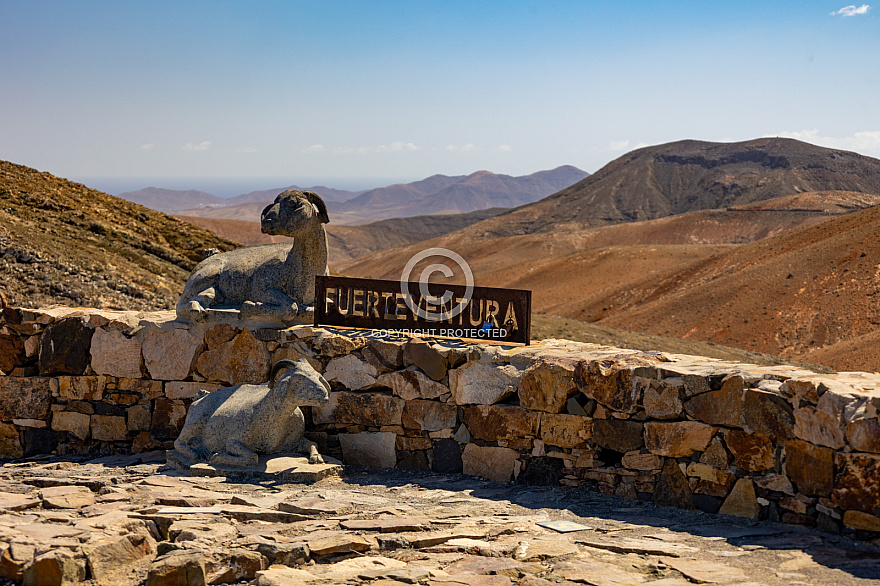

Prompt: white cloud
[
  {"left": 183, "top": 141, "right": 212, "bottom": 151},
  {"left": 140, "top": 143, "right": 155, "bottom": 150},
  {"left": 830, "top": 4, "right": 870, "bottom": 16},
  {"left": 446, "top": 143, "right": 476, "bottom": 152},
  {"left": 608, "top": 140, "right": 630, "bottom": 151},
  {"left": 497, "top": 144, "right": 513, "bottom": 152},
  {"left": 374, "top": 141, "right": 420, "bottom": 153},
  {"left": 772, "top": 129, "right": 880, "bottom": 155},
  {"left": 301, "top": 144, "right": 325, "bottom": 153}
]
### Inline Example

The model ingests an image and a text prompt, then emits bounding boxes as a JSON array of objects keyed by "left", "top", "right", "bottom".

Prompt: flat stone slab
[{"left": 166, "top": 450, "right": 342, "bottom": 483}]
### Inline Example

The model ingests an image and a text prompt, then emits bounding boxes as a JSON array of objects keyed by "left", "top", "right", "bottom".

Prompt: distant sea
[{"left": 72, "top": 176, "right": 419, "bottom": 198}]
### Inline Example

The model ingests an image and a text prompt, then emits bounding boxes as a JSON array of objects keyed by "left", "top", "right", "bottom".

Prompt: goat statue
[
  {"left": 176, "top": 189, "right": 329, "bottom": 325},
  {"left": 172, "top": 358, "right": 330, "bottom": 468}
]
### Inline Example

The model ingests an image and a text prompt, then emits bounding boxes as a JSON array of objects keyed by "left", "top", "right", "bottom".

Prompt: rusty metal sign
[{"left": 315, "top": 275, "right": 531, "bottom": 344}]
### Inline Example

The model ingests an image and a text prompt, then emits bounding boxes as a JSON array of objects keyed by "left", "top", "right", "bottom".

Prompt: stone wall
[{"left": 2, "top": 306, "right": 880, "bottom": 536}]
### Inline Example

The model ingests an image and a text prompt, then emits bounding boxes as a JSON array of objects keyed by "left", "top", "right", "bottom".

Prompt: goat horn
[{"left": 269, "top": 360, "right": 299, "bottom": 385}]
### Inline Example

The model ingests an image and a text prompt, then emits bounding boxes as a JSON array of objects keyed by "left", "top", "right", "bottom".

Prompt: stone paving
[{"left": 1, "top": 454, "right": 879, "bottom": 585}]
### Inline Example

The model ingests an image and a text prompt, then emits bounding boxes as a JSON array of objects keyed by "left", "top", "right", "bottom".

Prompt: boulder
[
  {"left": 462, "top": 444, "right": 518, "bottom": 483},
  {"left": 831, "top": 452, "right": 880, "bottom": 513},
  {"left": 846, "top": 417, "right": 880, "bottom": 453},
  {"left": 575, "top": 358, "right": 643, "bottom": 414},
  {"left": 91, "top": 415, "right": 129, "bottom": 442},
  {"left": 151, "top": 399, "right": 187, "bottom": 441},
  {"left": 0, "top": 377, "right": 51, "bottom": 420},
  {"left": 402, "top": 400, "right": 458, "bottom": 431},
  {"left": 334, "top": 392, "right": 404, "bottom": 426},
  {"left": 461, "top": 405, "right": 540, "bottom": 442},
  {"left": 196, "top": 328, "right": 269, "bottom": 385},
  {"left": 793, "top": 406, "right": 845, "bottom": 449},
  {"left": 90, "top": 328, "right": 143, "bottom": 378},
  {"left": 621, "top": 451, "right": 663, "bottom": 471},
  {"left": 644, "top": 421, "right": 716, "bottom": 457},
  {"left": 540, "top": 413, "right": 592, "bottom": 448},
  {"left": 0, "top": 422, "right": 23, "bottom": 458},
  {"left": 145, "top": 551, "right": 206, "bottom": 586},
  {"left": 339, "top": 432, "right": 397, "bottom": 468},
  {"left": 450, "top": 361, "right": 522, "bottom": 405},
  {"left": 324, "top": 354, "right": 378, "bottom": 390},
  {"left": 683, "top": 374, "right": 743, "bottom": 428},
  {"left": 784, "top": 439, "right": 833, "bottom": 497},
  {"left": 378, "top": 368, "right": 449, "bottom": 400},
  {"left": 724, "top": 430, "right": 775, "bottom": 472},
  {"left": 518, "top": 358, "right": 579, "bottom": 413},
  {"left": 38, "top": 316, "right": 93, "bottom": 375},
  {"left": 56, "top": 376, "right": 105, "bottom": 400},
  {"left": 742, "top": 388, "right": 794, "bottom": 439},
  {"left": 653, "top": 459, "right": 694, "bottom": 509},
  {"left": 22, "top": 549, "right": 86, "bottom": 586},
  {"left": 592, "top": 419, "right": 645, "bottom": 453},
  {"left": 643, "top": 379, "right": 683, "bottom": 420},
  {"left": 143, "top": 328, "right": 203, "bottom": 381},
  {"left": 404, "top": 340, "right": 447, "bottom": 381},
  {"left": 718, "top": 478, "right": 760, "bottom": 519}
]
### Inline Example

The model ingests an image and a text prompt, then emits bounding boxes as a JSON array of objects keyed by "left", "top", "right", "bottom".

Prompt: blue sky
[{"left": 1, "top": 1, "right": 878, "bottom": 193}]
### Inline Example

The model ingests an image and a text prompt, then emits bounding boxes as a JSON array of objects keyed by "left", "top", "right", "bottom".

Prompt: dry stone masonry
[{"left": 2, "top": 305, "right": 880, "bottom": 539}]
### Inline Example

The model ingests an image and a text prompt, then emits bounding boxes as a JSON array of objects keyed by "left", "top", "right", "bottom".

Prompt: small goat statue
[
  {"left": 172, "top": 358, "right": 330, "bottom": 467},
  {"left": 176, "top": 190, "right": 330, "bottom": 325}
]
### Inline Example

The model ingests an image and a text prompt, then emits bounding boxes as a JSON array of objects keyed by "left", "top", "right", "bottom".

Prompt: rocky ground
[{"left": 1, "top": 454, "right": 879, "bottom": 586}]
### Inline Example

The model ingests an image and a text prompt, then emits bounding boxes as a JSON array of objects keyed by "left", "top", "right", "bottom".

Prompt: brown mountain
[
  {"left": 0, "top": 160, "right": 238, "bottom": 310},
  {"left": 333, "top": 165, "right": 589, "bottom": 219},
  {"left": 466, "top": 138, "right": 880, "bottom": 237}
]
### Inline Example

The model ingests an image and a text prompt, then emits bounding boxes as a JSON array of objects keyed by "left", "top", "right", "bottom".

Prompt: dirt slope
[{"left": 0, "top": 160, "right": 238, "bottom": 310}]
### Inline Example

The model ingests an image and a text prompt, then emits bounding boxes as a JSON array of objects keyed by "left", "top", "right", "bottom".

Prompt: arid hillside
[
  {"left": 462, "top": 138, "right": 880, "bottom": 237},
  {"left": 338, "top": 191, "right": 880, "bottom": 372},
  {"left": 0, "top": 160, "right": 238, "bottom": 310}
]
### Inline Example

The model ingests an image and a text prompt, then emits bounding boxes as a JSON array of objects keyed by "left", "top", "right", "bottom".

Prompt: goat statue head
[
  {"left": 269, "top": 358, "right": 331, "bottom": 410},
  {"left": 261, "top": 190, "right": 329, "bottom": 237}
]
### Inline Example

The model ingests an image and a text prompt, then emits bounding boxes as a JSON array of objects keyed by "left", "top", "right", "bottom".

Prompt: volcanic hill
[{"left": 0, "top": 160, "right": 238, "bottom": 310}]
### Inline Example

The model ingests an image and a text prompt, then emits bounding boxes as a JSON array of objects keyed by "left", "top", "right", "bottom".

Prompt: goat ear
[{"left": 304, "top": 191, "right": 330, "bottom": 224}]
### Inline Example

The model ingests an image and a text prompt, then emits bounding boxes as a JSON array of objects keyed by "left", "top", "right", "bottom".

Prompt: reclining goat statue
[
  {"left": 176, "top": 189, "right": 330, "bottom": 325},
  {"left": 172, "top": 358, "right": 330, "bottom": 468}
]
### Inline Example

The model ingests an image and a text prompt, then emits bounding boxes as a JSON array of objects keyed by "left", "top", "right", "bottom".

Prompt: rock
[
  {"left": 38, "top": 316, "right": 93, "bottom": 375},
  {"left": 432, "top": 438, "right": 463, "bottom": 474},
  {"left": 196, "top": 328, "right": 270, "bottom": 385},
  {"left": 793, "top": 406, "right": 845, "bottom": 449},
  {"left": 0, "top": 377, "right": 51, "bottom": 420},
  {"left": 754, "top": 474, "right": 795, "bottom": 495},
  {"left": 0, "top": 336, "right": 26, "bottom": 374},
  {"left": 718, "top": 478, "right": 760, "bottom": 519},
  {"left": 22, "top": 549, "right": 86, "bottom": 586},
  {"left": 685, "top": 463, "right": 734, "bottom": 486},
  {"left": 335, "top": 392, "right": 404, "bottom": 426},
  {"left": 379, "top": 368, "right": 449, "bottom": 400},
  {"left": 150, "top": 399, "right": 187, "bottom": 441},
  {"left": 643, "top": 379, "right": 683, "bottom": 420},
  {"left": 780, "top": 378, "right": 821, "bottom": 407},
  {"left": 41, "top": 485, "right": 95, "bottom": 509},
  {"left": 52, "top": 411, "right": 91, "bottom": 440},
  {"left": 403, "top": 400, "right": 458, "bottom": 431},
  {"left": 450, "top": 361, "right": 522, "bottom": 405},
  {"left": 90, "top": 328, "right": 143, "bottom": 378},
  {"left": 621, "top": 451, "right": 663, "bottom": 470},
  {"left": 339, "top": 432, "right": 397, "bottom": 468},
  {"left": 461, "top": 444, "right": 518, "bottom": 483},
  {"left": 254, "top": 542, "right": 309, "bottom": 566},
  {"left": 204, "top": 323, "right": 237, "bottom": 349},
  {"left": 314, "top": 331, "right": 366, "bottom": 357},
  {"left": 550, "top": 559, "right": 647, "bottom": 586},
  {"left": 307, "top": 534, "right": 372, "bottom": 556},
  {"left": 574, "top": 537, "right": 698, "bottom": 557},
  {"left": 143, "top": 328, "right": 203, "bottom": 381},
  {"left": 724, "top": 430, "right": 775, "bottom": 472},
  {"left": 592, "top": 419, "right": 644, "bottom": 453},
  {"left": 846, "top": 417, "right": 880, "bottom": 453},
  {"left": 518, "top": 358, "right": 579, "bottom": 413},
  {"left": 831, "top": 452, "right": 880, "bottom": 513},
  {"left": 462, "top": 405, "right": 540, "bottom": 442},
  {"left": 842, "top": 510, "right": 880, "bottom": 531},
  {"left": 404, "top": 340, "right": 447, "bottom": 381},
  {"left": 145, "top": 551, "right": 207, "bottom": 586},
  {"left": 658, "top": 557, "right": 747, "bottom": 584},
  {"left": 519, "top": 456, "right": 565, "bottom": 486},
  {"left": 83, "top": 531, "right": 156, "bottom": 585},
  {"left": 644, "top": 421, "right": 716, "bottom": 457},
  {"left": 0, "top": 493, "right": 41, "bottom": 512},
  {"left": 785, "top": 439, "right": 834, "bottom": 497},
  {"left": 127, "top": 405, "right": 152, "bottom": 431},
  {"left": 279, "top": 497, "right": 352, "bottom": 515},
  {"left": 56, "top": 375, "right": 105, "bottom": 400},
  {"left": 742, "top": 388, "right": 794, "bottom": 439},
  {"left": 164, "top": 382, "right": 222, "bottom": 400},
  {"left": 22, "top": 427, "right": 56, "bottom": 457},
  {"left": 683, "top": 375, "right": 743, "bottom": 427},
  {"left": 699, "top": 439, "right": 730, "bottom": 469},
  {"left": 540, "top": 413, "right": 592, "bottom": 448},
  {"left": 341, "top": 517, "right": 430, "bottom": 532},
  {"left": 325, "top": 354, "right": 378, "bottom": 390},
  {"left": 91, "top": 415, "right": 129, "bottom": 442},
  {"left": 574, "top": 358, "right": 643, "bottom": 414},
  {"left": 204, "top": 549, "right": 264, "bottom": 584},
  {"left": 253, "top": 565, "right": 316, "bottom": 586},
  {"left": 653, "top": 459, "right": 694, "bottom": 509},
  {"left": 0, "top": 422, "right": 23, "bottom": 458},
  {"left": 363, "top": 339, "right": 405, "bottom": 372}
]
